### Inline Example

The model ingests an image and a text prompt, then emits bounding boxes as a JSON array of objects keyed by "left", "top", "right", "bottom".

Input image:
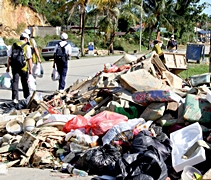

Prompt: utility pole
[
  {"left": 139, "top": 0, "right": 143, "bottom": 53},
  {"left": 210, "top": 28, "right": 211, "bottom": 72}
]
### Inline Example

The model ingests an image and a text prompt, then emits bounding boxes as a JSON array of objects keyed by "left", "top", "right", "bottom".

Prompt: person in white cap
[
  {"left": 53, "top": 32, "right": 72, "bottom": 93},
  {"left": 167, "top": 35, "right": 178, "bottom": 52},
  {"left": 24, "top": 28, "right": 42, "bottom": 64},
  {"left": 6, "top": 33, "right": 33, "bottom": 103}
]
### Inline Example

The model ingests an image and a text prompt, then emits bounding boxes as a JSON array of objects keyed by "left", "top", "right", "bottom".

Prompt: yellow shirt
[
  {"left": 14, "top": 41, "right": 29, "bottom": 72},
  {"left": 152, "top": 44, "right": 163, "bottom": 55}
]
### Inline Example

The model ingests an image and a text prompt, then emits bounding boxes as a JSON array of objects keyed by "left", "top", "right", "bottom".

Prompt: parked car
[
  {"left": 41, "top": 40, "right": 80, "bottom": 61},
  {"left": 0, "top": 44, "right": 8, "bottom": 67}
]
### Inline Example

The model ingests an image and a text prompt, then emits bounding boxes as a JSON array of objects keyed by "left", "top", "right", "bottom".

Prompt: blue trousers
[
  {"left": 12, "top": 69, "right": 30, "bottom": 100},
  {"left": 56, "top": 62, "right": 68, "bottom": 90}
]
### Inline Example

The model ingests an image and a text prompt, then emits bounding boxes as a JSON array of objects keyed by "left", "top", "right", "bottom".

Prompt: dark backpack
[
  {"left": 54, "top": 43, "right": 68, "bottom": 63},
  {"left": 10, "top": 43, "right": 27, "bottom": 69},
  {"left": 170, "top": 40, "right": 177, "bottom": 47}
]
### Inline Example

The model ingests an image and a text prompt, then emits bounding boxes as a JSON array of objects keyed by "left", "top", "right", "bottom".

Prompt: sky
[{"left": 200, "top": 0, "right": 211, "bottom": 16}]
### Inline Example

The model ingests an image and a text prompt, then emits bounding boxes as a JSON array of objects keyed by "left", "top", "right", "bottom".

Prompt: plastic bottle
[
  {"left": 82, "top": 100, "right": 97, "bottom": 112},
  {"left": 82, "top": 97, "right": 103, "bottom": 112},
  {"left": 72, "top": 168, "right": 88, "bottom": 177},
  {"left": 66, "top": 164, "right": 74, "bottom": 173}
]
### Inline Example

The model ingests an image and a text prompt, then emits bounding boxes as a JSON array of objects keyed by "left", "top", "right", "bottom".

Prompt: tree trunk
[
  {"left": 108, "top": 33, "right": 115, "bottom": 55},
  {"left": 79, "top": 12, "right": 83, "bottom": 34},
  {"left": 80, "top": 9, "right": 85, "bottom": 57},
  {"left": 148, "top": 27, "right": 153, "bottom": 50},
  {"left": 94, "top": 15, "right": 98, "bottom": 35}
]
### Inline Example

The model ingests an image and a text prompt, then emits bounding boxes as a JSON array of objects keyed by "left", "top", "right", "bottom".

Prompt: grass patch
[{"left": 179, "top": 63, "right": 209, "bottom": 79}]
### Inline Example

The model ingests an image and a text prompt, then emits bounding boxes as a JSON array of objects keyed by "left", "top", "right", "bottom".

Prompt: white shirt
[
  {"left": 54, "top": 41, "right": 72, "bottom": 56},
  {"left": 30, "top": 38, "right": 37, "bottom": 48}
]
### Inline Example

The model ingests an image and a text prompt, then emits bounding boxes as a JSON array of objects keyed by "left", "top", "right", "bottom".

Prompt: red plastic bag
[
  {"left": 104, "top": 63, "right": 119, "bottom": 73},
  {"left": 118, "top": 64, "right": 131, "bottom": 72},
  {"left": 62, "top": 115, "right": 88, "bottom": 133},
  {"left": 86, "top": 110, "right": 128, "bottom": 136}
]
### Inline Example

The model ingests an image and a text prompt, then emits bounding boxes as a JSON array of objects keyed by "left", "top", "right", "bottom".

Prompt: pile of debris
[{"left": 1, "top": 51, "right": 211, "bottom": 179}]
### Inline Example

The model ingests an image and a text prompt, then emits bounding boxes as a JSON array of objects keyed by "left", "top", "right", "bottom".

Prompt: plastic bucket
[
  {"left": 181, "top": 165, "right": 202, "bottom": 180},
  {"left": 23, "top": 117, "right": 35, "bottom": 132}
]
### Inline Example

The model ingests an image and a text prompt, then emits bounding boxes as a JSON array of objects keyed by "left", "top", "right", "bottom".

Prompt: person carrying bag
[{"left": 53, "top": 32, "right": 72, "bottom": 93}]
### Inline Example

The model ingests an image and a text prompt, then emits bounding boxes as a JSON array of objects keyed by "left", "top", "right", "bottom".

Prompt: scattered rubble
[{"left": 1, "top": 51, "right": 211, "bottom": 179}]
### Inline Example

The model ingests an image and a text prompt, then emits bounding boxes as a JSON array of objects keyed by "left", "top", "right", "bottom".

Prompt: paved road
[
  {"left": 0, "top": 167, "right": 97, "bottom": 180},
  {"left": 0, "top": 55, "right": 123, "bottom": 103}
]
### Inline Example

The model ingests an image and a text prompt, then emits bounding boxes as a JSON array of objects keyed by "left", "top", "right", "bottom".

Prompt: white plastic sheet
[
  {"left": 102, "top": 118, "right": 150, "bottom": 145},
  {"left": 0, "top": 72, "right": 12, "bottom": 89},
  {"left": 51, "top": 68, "right": 60, "bottom": 81},
  {"left": 32, "top": 63, "right": 44, "bottom": 78},
  {"left": 27, "top": 74, "right": 36, "bottom": 91}
]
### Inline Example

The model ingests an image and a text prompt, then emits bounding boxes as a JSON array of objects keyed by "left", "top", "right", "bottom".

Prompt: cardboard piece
[
  {"left": 16, "top": 132, "right": 39, "bottom": 157},
  {"left": 166, "top": 102, "right": 179, "bottom": 111},
  {"left": 164, "top": 52, "right": 187, "bottom": 73},
  {"left": 140, "top": 102, "right": 166, "bottom": 121},
  {"left": 120, "top": 69, "right": 166, "bottom": 93}
]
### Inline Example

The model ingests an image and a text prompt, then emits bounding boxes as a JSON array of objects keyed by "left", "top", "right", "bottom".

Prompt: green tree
[{"left": 89, "top": 0, "right": 123, "bottom": 54}]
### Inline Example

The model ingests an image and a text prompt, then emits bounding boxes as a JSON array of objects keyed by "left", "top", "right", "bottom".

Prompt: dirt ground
[{"left": 0, "top": 167, "right": 96, "bottom": 180}]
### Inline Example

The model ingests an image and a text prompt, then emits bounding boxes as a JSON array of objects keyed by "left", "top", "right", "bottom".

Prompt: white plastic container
[
  {"left": 190, "top": 73, "right": 210, "bottom": 87},
  {"left": 181, "top": 165, "right": 202, "bottom": 180},
  {"left": 6, "top": 119, "right": 23, "bottom": 134},
  {"left": 170, "top": 122, "right": 206, "bottom": 172}
]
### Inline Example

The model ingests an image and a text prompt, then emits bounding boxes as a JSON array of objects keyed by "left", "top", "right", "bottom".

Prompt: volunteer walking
[
  {"left": 53, "top": 32, "right": 72, "bottom": 93},
  {"left": 6, "top": 33, "right": 33, "bottom": 103},
  {"left": 23, "top": 28, "right": 42, "bottom": 64}
]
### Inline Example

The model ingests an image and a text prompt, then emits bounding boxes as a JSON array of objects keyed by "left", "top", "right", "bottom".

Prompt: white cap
[
  {"left": 20, "top": 33, "right": 29, "bottom": 40},
  {"left": 24, "top": 29, "right": 31, "bottom": 35},
  {"left": 171, "top": 35, "right": 174, "bottom": 38},
  {"left": 60, "top": 33, "right": 68, "bottom": 40}
]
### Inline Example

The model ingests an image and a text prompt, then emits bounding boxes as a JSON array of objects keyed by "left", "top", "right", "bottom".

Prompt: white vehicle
[
  {"left": 0, "top": 38, "right": 8, "bottom": 67},
  {"left": 41, "top": 40, "right": 81, "bottom": 61}
]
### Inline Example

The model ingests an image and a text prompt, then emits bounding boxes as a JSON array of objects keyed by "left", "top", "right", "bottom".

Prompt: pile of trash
[{"left": 1, "top": 51, "right": 211, "bottom": 179}]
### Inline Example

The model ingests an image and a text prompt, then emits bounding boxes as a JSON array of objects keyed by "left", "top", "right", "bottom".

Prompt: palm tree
[
  {"left": 133, "top": 0, "right": 176, "bottom": 49},
  {"left": 52, "top": 0, "right": 123, "bottom": 56},
  {"left": 51, "top": 0, "right": 88, "bottom": 56},
  {"left": 89, "top": 0, "right": 122, "bottom": 54}
]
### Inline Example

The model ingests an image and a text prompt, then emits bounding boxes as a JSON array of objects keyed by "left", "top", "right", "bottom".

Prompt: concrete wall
[{"left": 28, "top": 26, "right": 61, "bottom": 37}]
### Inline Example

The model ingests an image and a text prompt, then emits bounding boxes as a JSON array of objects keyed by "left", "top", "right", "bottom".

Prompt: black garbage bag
[
  {"left": 115, "top": 146, "right": 168, "bottom": 180},
  {"left": 131, "top": 130, "right": 171, "bottom": 161},
  {"left": 15, "top": 99, "right": 27, "bottom": 110},
  {"left": 75, "top": 144, "right": 121, "bottom": 176},
  {"left": 0, "top": 99, "right": 27, "bottom": 114}
]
